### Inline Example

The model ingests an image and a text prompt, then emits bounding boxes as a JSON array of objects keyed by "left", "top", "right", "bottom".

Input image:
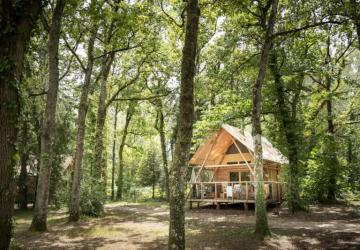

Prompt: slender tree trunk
[
  {"left": 30, "top": 0, "right": 66, "bottom": 231},
  {"left": 269, "top": 52, "right": 303, "bottom": 213},
  {"left": 93, "top": 52, "right": 115, "bottom": 182},
  {"left": 251, "top": 0, "right": 278, "bottom": 238},
  {"left": 168, "top": 0, "right": 199, "bottom": 249},
  {"left": 0, "top": 1, "right": 41, "bottom": 247},
  {"left": 323, "top": 35, "right": 338, "bottom": 202},
  {"left": 92, "top": 10, "right": 118, "bottom": 184},
  {"left": 325, "top": 75, "right": 337, "bottom": 201},
  {"left": 155, "top": 102, "right": 170, "bottom": 201},
  {"left": 18, "top": 122, "right": 29, "bottom": 210},
  {"left": 111, "top": 104, "right": 119, "bottom": 201},
  {"left": 116, "top": 103, "right": 134, "bottom": 200},
  {"left": 69, "top": 22, "right": 98, "bottom": 222}
]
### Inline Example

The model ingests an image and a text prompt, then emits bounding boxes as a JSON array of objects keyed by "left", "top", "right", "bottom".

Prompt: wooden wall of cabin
[{"left": 212, "top": 160, "right": 282, "bottom": 201}]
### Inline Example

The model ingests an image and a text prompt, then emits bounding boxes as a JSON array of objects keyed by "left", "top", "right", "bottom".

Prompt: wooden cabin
[{"left": 187, "top": 124, "right": 288, "bottom": 209}]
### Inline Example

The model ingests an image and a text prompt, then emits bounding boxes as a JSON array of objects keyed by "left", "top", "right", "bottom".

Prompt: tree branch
[
  {"left": 59, "top": 56, "right": 73, "bottom": 81},
  {"left": 273, "top": 20, "right": 343, "bottom": 37},
  {"left": 160, "top": 0, "right": 184, "bottom": 28},
  {"left": 63, "top": 36, "right": 86, "bottom": 71},
  {"left": 112, "top": 92, "right": 171, "bottom": 102},
  {"left": 92, "top": 42, "right": 142, "bottom": 60}
]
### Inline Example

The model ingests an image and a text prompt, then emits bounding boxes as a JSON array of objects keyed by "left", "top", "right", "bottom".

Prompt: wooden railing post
[
  {"left": 232, "top": 183, "right": 234, "bottom": 202},
  {"left": 215, "top": 183, "right": 217, "bottom": 201},
  {"left": 245, "top": 181, "right": 248, "bottom": 202}
]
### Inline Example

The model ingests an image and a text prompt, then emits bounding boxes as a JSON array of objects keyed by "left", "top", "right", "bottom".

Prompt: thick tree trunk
[
  {"left": 251, "top": 0, "right": 278, "bottom": 238},
  {"left": 0, "top": 1, "right": 41, "bottom": 248},
  {"left": 168, "top": 0, "right": 199, "bottom": 249},
  {"left": 349, "top": 0, "right": 360, "bottom": 49},
  {"left": 155, "top": 103, "right": 170, "bottom": 201},
  {"left": 69, "top": 23, "right": 98, "bottom": 222},
  {"left": 111, "top": 104, "right": 119, "bottom": 201},
  {"left": 116, "top": 104, "right": 134, "bottom": 200},
  {"left": 30, "top": 0, "right": 66, "bottom": 231},
  {"left": 270, "top": 52, "right": 303, "bottom": 213}
]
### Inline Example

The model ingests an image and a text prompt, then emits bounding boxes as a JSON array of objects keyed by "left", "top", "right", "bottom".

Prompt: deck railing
[{"left": 187, "top": 181, "right": 284, "bottom": 203}]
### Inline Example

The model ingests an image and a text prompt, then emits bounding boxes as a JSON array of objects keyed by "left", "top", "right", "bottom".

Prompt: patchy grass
[{"left": 12, "top": 201, "right": 360, "bottom": 249}]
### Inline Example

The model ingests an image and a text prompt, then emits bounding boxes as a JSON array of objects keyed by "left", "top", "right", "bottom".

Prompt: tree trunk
[
  {"left": 116, "top": 103, "right": 134, "bottom": 200},
  {"left": 30, "top": 0, "right": 66, "bottom": 231},
  {"left": 325, "top": 75, "right": 337, "bottom": 201},
  {"left": 0, "top": 1, "right": 41, "bottom": 247},
  {"left": 69, "top": 21, "right": 98, "bottom": 222},
  {"left": 155, "top": 102, "right": 170, "bottom": 201},
  {"left": 269, "top": 51, "right": 303, "bottom": 213},
  {"left": 251, "top": 0, "right": 278, "bottom": 238},
  {"left": 152, "top": 182, "right": 155, "bottom": 199},
  {"left": 168, "top": 0, "right": 199, "bottom": 249},
  {"left": 111, "top": 104, "right": 119, "bottom": 201},
  {"left": 18, "top": 122, "right": 29, "bottom": 210},
  {"left": 93, "top": 52, "right": 115, "bottom": 182},
  {"left": 349, "top": 0, "right": 360, "bottom": 49}
]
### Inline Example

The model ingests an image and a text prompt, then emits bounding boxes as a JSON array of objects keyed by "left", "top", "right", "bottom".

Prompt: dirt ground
[{"left": 13, "top": 201, "right": 360, "bottom": 250}]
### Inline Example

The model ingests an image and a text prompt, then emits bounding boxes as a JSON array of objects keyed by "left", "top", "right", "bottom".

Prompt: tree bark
[
  {"left": 168, "top": 0, "right": 199, "bottom": 249},
  {"left": 269, "top": 51, "right": 303, "bottom": 213},
  {"left": 18, "top": 121, "right": 29, "bottom": 210},
  {"left": 69, "top": 21, "right": 98, "bottom": 222},
  {"left": 111, "top": 104, "right": 119, "bottom": 201},
  {"left": 93, "top": 52, "right": 115, "bottom": 182},
  {"left": 30, "top": 0, "right": 66, "bottom": 231},
  {"left": 251, "top": 0, "right": 278, "bottom": 238},
  {"left": 155, "top": 102, "right": 170, "bottom": 201},
  {"left": 0, "top": 1, "right": 41, "bottom": 248},
  {"left": 116, "top": 103, "right": 134, "bottom": 200}
]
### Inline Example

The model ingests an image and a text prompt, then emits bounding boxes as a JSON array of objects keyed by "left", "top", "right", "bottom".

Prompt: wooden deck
[{"left": 187, "top": 181, "right": 284, "bottom": 208}]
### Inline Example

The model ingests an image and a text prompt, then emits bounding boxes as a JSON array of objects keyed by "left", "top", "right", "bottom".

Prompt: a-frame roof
[{"left": 189, "top": 124, "right": 288, "bottom": 166}]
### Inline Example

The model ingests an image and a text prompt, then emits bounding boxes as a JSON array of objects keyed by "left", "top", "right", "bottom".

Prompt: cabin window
[
  {"left": 239, "top": 160, "right": 251, "bottom": 164},
  {"left": 229, "top": 172, "right": 239, "bottom": 182},
  {"left": 225, "top": 142, "right": 249, "bottom": 154},
  {"left": 227, "top": 161, "right": 238, "bottom": 165},
  {"left": 240, "top": 172, "right": 250, "bottom": 181}
]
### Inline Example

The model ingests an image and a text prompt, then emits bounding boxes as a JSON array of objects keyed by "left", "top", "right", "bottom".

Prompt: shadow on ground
[{"left": 13, "top": 201, "right": 360, "bottom": 249}]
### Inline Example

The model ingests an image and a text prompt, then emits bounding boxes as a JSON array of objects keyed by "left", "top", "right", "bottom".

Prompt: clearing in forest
[{"left": 13, "top": 201, "right": 360, "bottom": 250}]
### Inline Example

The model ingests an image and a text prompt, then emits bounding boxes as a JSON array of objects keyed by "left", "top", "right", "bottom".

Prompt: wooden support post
[
  {"left": 277, "top": 182, "right": 280, "bottom": 202},
  {"left": 201, "top": 183, "right": 203, "bottom": 199},
  {"left": 215, "top": 183, "right": 217, "bottom": 201},
  {"left": 232, "top": 183, "right": 234, "bottom": 203},
  {"left": 245, "top": 181, "right": 248, "bottom": 202},
  {"left": 194, "top": 131, "right": 220, "bottom": 182},
  {"left": 197, "top": 202, "right": 200, "bottom": 208},
  {"left": 244, "top": 203, "right": 249, "bottom": 211},
  {"left": 229, "top": 137, "right": 255, "bottom": 177},
  {"left": 216, "top": 202, "right": 220, "bottom": 209},
  {"left": 189, "top": 201, "right": 192, "bottom": 209}
]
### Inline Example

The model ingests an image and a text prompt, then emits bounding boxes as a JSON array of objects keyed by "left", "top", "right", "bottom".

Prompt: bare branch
[
  {"left": 160, "top": 0, "right": 184, "bottom": 28},
  {"left": 335, "top": 39, "right": 354, "bottom": 64},
  {"left": 63, "top": 36, "right": 86, "bottom": 71},
  {"left": 112, "top": 92, "right": 172, "bottom": 102},
  {"left": 93, "top": 42, "right": 142, "bottom": 60},
  {"left": 59, "top": 56, "right": 73, "bottom": 81},
  {"left": 273, "top": 20, "right": 343, "bottom": 38}
]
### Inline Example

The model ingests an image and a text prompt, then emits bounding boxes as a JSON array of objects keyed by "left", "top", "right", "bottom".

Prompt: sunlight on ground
[{"left": 13, "top": 202, "right": 360, "bottom": 250}]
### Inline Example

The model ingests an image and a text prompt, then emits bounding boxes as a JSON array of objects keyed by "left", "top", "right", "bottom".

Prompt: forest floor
[{"left": 12, "top": 200, "right": 360, "bottom": 250}]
